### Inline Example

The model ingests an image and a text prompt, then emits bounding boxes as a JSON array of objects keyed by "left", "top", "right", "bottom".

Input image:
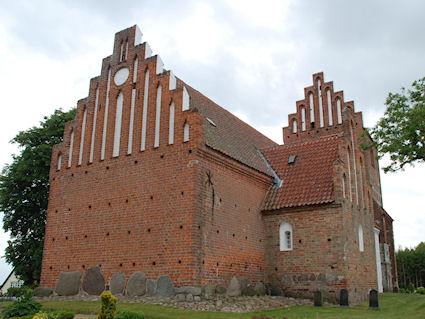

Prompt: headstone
[
  {"left": 215, "top": 284, "right": 227, "bottom": 294},
  {"left": 34, "top": 287, "right": 53, "bottom": 297},
  {"left": 194, "top": 295, "right": 201, "bottom": 302},
  {"left": 255, "top": 282, "right": 266, "bottom": 296},
  {"left": 314, "top": 291, "right": 323, "bottom": 307},
  {"left": 227, "top": 276, "right": 241, "bottom": 296},
  {"left": 242, "top": 285, "right": 257, "bottom": 296},
  {"left": 369, "top": 289, "right": 379, "bottom": 310},
  {"left": 82, "top": 266, "right": 105, "bottom": 295},
  {"left": 203, "top": 282, "right": 215, "bottom": 299},
  {"left": 269, "top": 286, "right": 283, "bottom": 296},
  {"left": 126, "top": 272, "right": 147, "bottom": 296},
  {"left": 55, "top": 271, "right": 82, "bottom": 296},
  {"left": 317, "top": 273, "right": 326, "bottom": 281},
  {"left": 176, "top": 294, "right": 185, "bottom": 302},
  {"left": 175, "top": 286, "right": 202, "bottom": 296},
  {"left": 156, "top": 275, "right": 174, "bottom": 297},
  {"left": 186, "top": 293, "right": 194, "bottom": 302},
  {"left": 110, "top": 272, "right": 126, "bottom": 295},
  {"left": 340, "top": 289, "right": 349, "bottom": 306},
  {"left": 147, "top": 279, "right": 156, "bottom": 296},
  {"left": 282, "top": 274, "right": 293, "bottom": 285}
]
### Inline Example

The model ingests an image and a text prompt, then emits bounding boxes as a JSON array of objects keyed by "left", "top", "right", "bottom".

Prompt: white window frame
[{"left": 280, "top": 222, "right": 293, "bottom": 251}]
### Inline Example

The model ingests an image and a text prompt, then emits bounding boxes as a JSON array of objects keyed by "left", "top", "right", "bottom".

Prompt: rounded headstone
[
  {"left": 109, "top": 272, "right": 126, "bottom": 295},
  {"left": 55, "top": 271, "right": 82, "bottom": 296},
  {"left": 340, "top": 288, "right": 349, "bottom": 306},
  {"left": 186, "top": 293, "right": 194, "bottom": 302},
  {"left": 126, "top": 272, "right": 147, "bottom": 296},
  {"left": 203, "top": 282, "right": 215, "bottom": 299},
  {"left": 227, "top": 276, "right": 241, "bottom": 296},
  {"left": 147, "top": 279, "right": 156, "bottom": 296},
  {"left": 255, "top": 282, "right": 266, "bottom": 296},
  {"left": 215, "top": 284, "right": 227, "bottom": 294},
  {"left": 34, "top": 287, "right": 53, "bottom": 297},
  {"left": 82, "top": 266, "right": 105, "bottom": 295},
  {"left": 270, "top": 286, "right": 283, "bottom": 296},
  {"left": 314, "top": 291, "right": 323, "bottom": 307},
  {"left": 156, "top": 275, "right": 174, "bottom": 297},
  {"left": 369, "top": 289, "right": 379, "bottom": 310}
]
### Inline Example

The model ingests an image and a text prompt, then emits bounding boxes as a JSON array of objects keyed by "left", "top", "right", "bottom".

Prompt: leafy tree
[
  {"left": 364, "top": 77, "right": 425, "bottom": 172},
  {"left": 0, "top": 108, "right": 76, "bottom": 285},
  {"left": 396, "top": 242, "right": 425, "bottom": 289}
]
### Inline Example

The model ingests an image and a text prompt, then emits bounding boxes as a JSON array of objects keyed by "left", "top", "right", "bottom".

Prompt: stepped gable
[
  {"left": 282, "top": 72, "right": 354, "bottom": 144},
  {"left": 261, "top": 134, "right": 341, "bottom": 211},
  {"left": 182, "top": 82, "right": 277, "bottom": 176}
]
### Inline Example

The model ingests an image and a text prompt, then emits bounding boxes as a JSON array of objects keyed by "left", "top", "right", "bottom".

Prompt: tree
[
  {"left": 0, "top": 108, "right": 76, "bottom": 285},
  {"left": 364, "top": 77, "right": 425, "bottom": 172}
]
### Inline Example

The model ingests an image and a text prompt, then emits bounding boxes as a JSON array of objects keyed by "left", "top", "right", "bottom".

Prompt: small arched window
[
  {"left": 337, "top": 98, "right": 342, "bottom": 124},
  {"left": 358, "top": 224, "right": 364, "bottom": 252},
  {"left": 57, "top": 153, "right": 62, "bottom": 171},
  {"left": 68, "top": 129, "right": 74, "bottom": 168},
  {"left": 327, "top": 89, "right": 333, "bottom": 126},
  {"left": 280, "top": 222, "right": 293, "bottom": 251},
  {"left": 309, "top": 93, "right": 315, "bottom": 124},
  {"left": 292, "top": 119, "right": 297, "bottom": 133},
  {"left": 183, "top": 122, "right": 189, "bottom": 142},
  {"left": 301, "top": 107, "right": 306, "bottom": 131}
]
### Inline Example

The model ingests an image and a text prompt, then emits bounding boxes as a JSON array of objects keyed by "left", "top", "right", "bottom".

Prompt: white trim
[
  {"left": 101, "top": 69, "right": 111, "bottom": 160},
  {"left": 113, "top": 92, "right": 124, "bottom": 157},
  {"left": 154, "top": 84, "right": 162, "bottom": 148},
  {"left": 89, "top": 87, "right": 99, "bottom": 163},
  {"left": 169, "top": 102, "right": 175, "bottom": 145},
  {"left": 128, "top": 89, "right": 136, "bottom": 154},
  {"left": 141, "top": 69, "right": 149, "bottom": 151},
  {"left": 78, "top": 108, "right": 87, "bottom": 165}
]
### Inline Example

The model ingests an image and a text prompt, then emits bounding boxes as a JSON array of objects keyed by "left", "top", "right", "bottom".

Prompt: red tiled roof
[
  {"left": 261, "top": 135, "right": 341, "bottom": 210},
  {"left": 178, "top": 81, "right": 277, "bottom": 175}
]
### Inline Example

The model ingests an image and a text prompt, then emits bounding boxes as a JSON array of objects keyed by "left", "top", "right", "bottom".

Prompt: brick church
[{"left": 40, "top": 25, "right": 397, "bottom": 303}]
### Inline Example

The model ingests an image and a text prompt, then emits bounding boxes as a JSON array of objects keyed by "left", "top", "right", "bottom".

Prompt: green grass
[{"left": 1, "top": 293, "right": 424, "bottom": 319}]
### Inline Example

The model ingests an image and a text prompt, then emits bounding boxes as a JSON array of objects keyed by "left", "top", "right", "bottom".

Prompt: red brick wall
[
  {"left": 40, "top": 26, "right": 205, "bottom": 289},
  {"left": 194, "top": 146, "right": 272, "bottom": 286}
]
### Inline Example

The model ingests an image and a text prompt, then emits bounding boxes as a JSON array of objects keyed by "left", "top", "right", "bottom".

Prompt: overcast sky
[{"left": 0, "top": 0, "right": 424, "bottom": 284}]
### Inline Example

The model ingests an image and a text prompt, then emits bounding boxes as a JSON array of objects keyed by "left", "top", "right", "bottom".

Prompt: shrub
[
  {"left": 415, "top": 287, "right": 425, "bottom": 295},
  {"left": 407, "top": 283, "right": 415, "bottom": 293},
  {"left": 115, "top": 310, "right": 145, "bottom": 319},
  {"left": 97, "top": 291, "right": 117, "bottom": 319},
  {"left": 2, "top": 294, "right": 41, "bottom": 318},
  {"left": 6, "top": 287, "right": 30, "bottom": 298}
]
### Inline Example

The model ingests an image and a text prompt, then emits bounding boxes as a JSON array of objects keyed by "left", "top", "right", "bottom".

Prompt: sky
[{"left": 0, "top": 0, "right": 424, "bottom": 284}]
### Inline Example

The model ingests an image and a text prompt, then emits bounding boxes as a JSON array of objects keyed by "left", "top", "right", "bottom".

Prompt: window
[
  {"left": 337, "top": 98, "right": 342, "bottom": 124},
  {"left": 183, "top": 122, "right": 189, "bottom": 142},
  {"left": 292, "top": 119, "right": 297, "bottom": 133},
  {"left": 327, "top": 89, "right": 333, "bottom": 126},
  {"left": 358, "top": 224, "right": 364, "bottom": 252},
  {"left": 68, "top": 129, "right": 74, "bottom": 168},
  {"left": 279, "top": 222, "right": 293, "bottom": 251},
  {"left": 57, "top": 153, "right": 62, "bottom": 171},
  {"left": 301, "top": 107, "right": 306, "bottom": 131}
]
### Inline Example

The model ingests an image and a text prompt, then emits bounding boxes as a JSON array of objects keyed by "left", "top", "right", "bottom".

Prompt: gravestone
[
  {"left": 340, "top": 289, "right": 349, "bottom": 306},
  {"left": 203, "top": 282, "right": 215, "bottom": 299},
  {"left": 314, "top": 291, "right": 323, "bottom": 307},
  {"left": 126, "top": 272, "right": 147, "bottom": 296},
  {"left": 55, "top": 271, "right": 82, "bottom": 296},
  {"left": 147, "top": 279, "right": 156, "bottom": 296},
  {"left": 369, "top": 289, "right": 379, "bottom": 310},
  {"left": 156, "top": 275, "right": 174, "bottom": 297},
  {"left": 255, "top": 282, "right": 266, "bottom": 296},
  {"left": 109, "top": 272, "right": 126, "bottom": 295},
  {"left": 227, "top": 276, "right": 241, "bottom": 296},
  {"left": 34, "top": 287, "right": 53, "bottom": 297},
  {"left": 215, "top": 284, "right": 227, "bottom": 294},
  {"left": 82, "top": 266, "right": 105, "bottom": 295},
  {"left": 175, "top": 286, "right": 202, "bottom": 296}
]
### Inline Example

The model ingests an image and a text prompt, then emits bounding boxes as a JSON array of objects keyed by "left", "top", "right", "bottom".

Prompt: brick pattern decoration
[{"left": 40, "top": 25, "right": 397, "bottom": 303}]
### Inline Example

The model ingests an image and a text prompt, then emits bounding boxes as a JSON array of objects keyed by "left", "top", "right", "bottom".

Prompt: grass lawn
[{"left": 2, "top": 293, "right": 424, "bottom": 319}]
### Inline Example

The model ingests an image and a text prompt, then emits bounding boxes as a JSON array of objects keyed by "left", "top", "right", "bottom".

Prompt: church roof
[
  {"left": 181, "top": 82, "right": 278, "bottom": 176},
  {"left": 261, "top": 135, "right": 340, "bottom": 210}
]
